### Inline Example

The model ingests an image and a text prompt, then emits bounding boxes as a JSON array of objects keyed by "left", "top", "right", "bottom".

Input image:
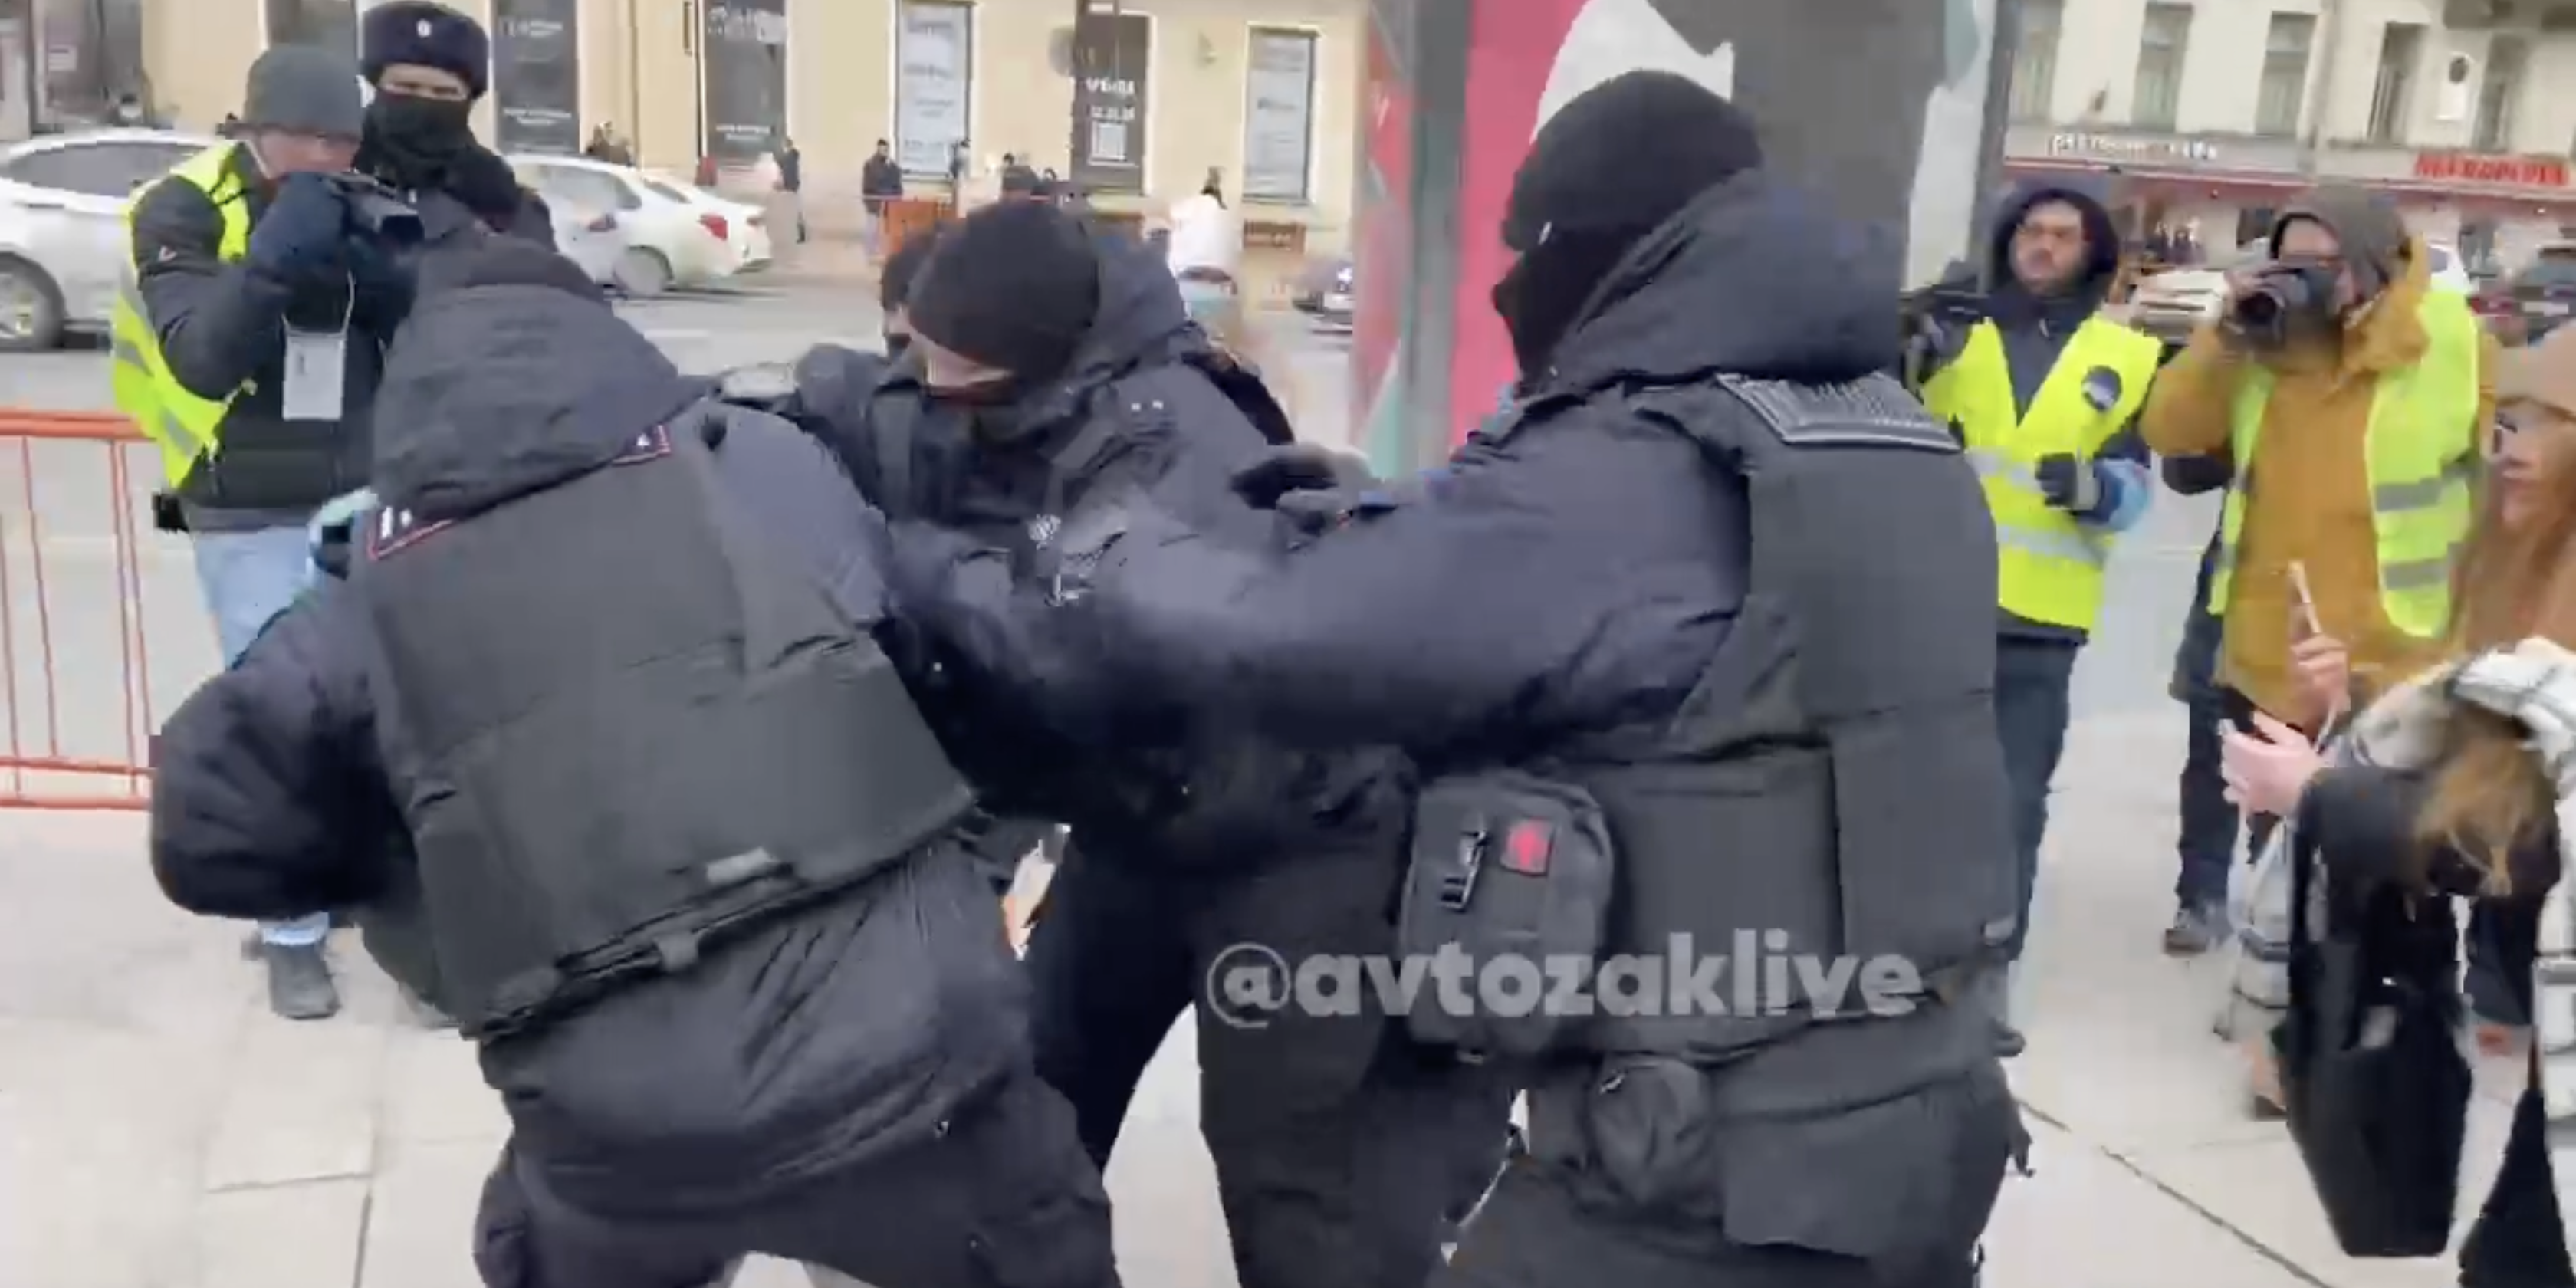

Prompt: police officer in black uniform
[
  {"left": 1050, "top": 72, "right": 2022, "bottom": 1287},
  {"left": 144, "top": 242, "right": 1119, "bottom": 1288},
  {"left": 357, "top": 2, "right": 556, "bottom": 246},
  {"left": 797, "top": 199, "right": 1511, "bottom": 1288}
]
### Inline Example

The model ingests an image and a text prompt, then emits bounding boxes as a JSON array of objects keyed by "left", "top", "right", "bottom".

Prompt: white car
[
  {"left": 0, "top": 128, "right": 220, "bottom": 350},
  {"left": 646, "top": 170, "right": 774, "bottom": 277},
  {"left": 510, "top": 154, "right": 764, "bottom": 297}
]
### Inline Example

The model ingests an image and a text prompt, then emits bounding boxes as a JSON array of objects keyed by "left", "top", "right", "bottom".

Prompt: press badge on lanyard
[{"left": 280, "top": 280, "right": 353, "bottom": 422}]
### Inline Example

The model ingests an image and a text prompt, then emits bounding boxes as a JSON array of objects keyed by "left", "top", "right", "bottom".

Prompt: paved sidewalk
[{"left": 0, "top": 708, "right": 2525, "bottom": 1287}]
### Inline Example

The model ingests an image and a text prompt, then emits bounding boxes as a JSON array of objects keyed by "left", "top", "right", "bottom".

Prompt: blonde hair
[{"left": 2414, "top": 403, "right": 2576, "bottom": 891}]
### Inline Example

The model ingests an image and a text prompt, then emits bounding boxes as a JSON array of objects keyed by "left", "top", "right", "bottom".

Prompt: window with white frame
[
  {"left": 1242, "top": 28, "right": 1316, "bottom": 204},
  {"left": 895, "top": 0, "right": 973, "bottom": 179},
  {"left": 2130, "top": 3, "right": 2193, "bottom": 131},
  {"left": 2255, "top": 13, "right": 2315, "bottom": 136},
  {"left": 2009, "top": 0, "right": 2062, "bottom": 122},
  {"left": 2472, "top": 35, "right": 2528, "bottom": 153}
]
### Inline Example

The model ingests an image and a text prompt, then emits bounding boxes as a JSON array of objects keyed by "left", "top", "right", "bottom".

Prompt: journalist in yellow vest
[
  {"left": 113, "top": 44, "right": 402, "bottom": 1022},
  {"left": 1911, "top": 179, "right": 2161, "bottom": 1054},
  {"left": 2142, "top": 188, "right": 2499, "bottom": 731}
]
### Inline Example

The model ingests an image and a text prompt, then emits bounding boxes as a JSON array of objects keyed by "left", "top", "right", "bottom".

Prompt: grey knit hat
[
  {"left": 2271, "top": 184, "right": 2410, "bottom": 301},
  {"left": 241, "top": 44, "right": 366, "bottom": 140}
]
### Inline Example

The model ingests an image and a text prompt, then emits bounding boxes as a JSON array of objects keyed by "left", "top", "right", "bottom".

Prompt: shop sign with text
[{"left": 2413, "top": 153, "right": 2569, "bottom": 189}]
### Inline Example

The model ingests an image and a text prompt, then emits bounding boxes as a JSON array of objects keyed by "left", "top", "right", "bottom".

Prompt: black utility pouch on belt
[{"left": 1397, "top": 769, "right": 1617, "bottom": 1061}]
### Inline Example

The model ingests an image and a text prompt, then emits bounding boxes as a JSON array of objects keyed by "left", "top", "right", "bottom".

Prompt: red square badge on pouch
[{"left": 1500, "top": 819, "right": 1553, "bottom": 875}]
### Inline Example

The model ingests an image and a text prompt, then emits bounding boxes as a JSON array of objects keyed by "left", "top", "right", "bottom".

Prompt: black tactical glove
[
  {"left": 1230, "top": 444, "right": 1377, "bottom": 509},
  {"left": 2033, "top": 453, "right": 2104, "bottom": 514}
]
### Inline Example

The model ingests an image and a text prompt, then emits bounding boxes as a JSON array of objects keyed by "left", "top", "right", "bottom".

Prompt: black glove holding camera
[
  {"left": 1899, "top": 258, "right": 1985, "bottom": 389},
  {"left": 2221, "top": 257, "right": 2340, "bottom": 351}
]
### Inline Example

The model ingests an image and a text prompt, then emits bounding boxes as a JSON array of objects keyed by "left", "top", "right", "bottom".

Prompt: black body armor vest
[
  {"left": 1400, "top": 373, "right": 2017, "bottom": 1063},
  {"left": 359, "top": 425, "right": 976, "bottom": 1040}
]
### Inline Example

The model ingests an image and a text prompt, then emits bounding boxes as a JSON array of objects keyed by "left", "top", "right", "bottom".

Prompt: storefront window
[
  {"left": 1069, "top": 6, "right": 1150, "bottom": 195},
  {"left": 268, "top": 0, "right": 357, "bottom": 55},
  {"left": 32, "top": 0, "right": 142, "bottom": 127},
  {"left": 493, "top": 0, "right": 579, "bottom": 154},
  {"left": 1242, "top": 28, "right": 1316, "bottom": 204},
  {"left": 702, "top": 0, "right": 787, "bottom": 163},
  {"left": 894, "top": 0, "right": 971, "bottom": 179}
]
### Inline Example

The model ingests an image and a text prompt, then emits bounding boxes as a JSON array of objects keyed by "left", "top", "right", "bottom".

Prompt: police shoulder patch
[
  {"left": 1712, "top": 373, "right": 1957, "bottom": 452},
  {"left": 367, "top": 426, "right": 676, "bottom": 560}
]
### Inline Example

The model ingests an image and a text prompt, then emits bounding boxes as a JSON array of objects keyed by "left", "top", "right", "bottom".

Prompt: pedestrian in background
[
  {"left": 771, "top": 136, "right": 804, "bottom": 244},
  {"left": 2163, "top": 450, "right": 2236, "bottom": 955},
  {"left": 861, "top": 137, "right": 903, "bottom": 257}
]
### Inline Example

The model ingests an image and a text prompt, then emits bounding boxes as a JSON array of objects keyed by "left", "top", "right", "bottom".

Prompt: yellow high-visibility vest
[
  {"left": 1921, "top": 316, "right": 2163, "bottom": 632},
  {"left": 2208, "top": 291, "right": 2482, "bottom": 639},
  {"left": 110, "top": 143, "right": 250, "bottom": 488}
]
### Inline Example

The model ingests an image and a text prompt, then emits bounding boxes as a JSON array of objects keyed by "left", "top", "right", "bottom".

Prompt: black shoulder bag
[{"left": 2275, "top": 815, "right": 2471, "bottom": 1257}]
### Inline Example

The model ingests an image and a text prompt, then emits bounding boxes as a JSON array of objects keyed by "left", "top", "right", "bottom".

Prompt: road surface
[{"left": 0, "top": 284, "right": 2522, "bottom": 1287}]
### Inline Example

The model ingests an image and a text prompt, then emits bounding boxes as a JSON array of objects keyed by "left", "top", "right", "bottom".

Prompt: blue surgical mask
[{"left": 1178, "top": 279, "right": 1233, "bottom": 324}]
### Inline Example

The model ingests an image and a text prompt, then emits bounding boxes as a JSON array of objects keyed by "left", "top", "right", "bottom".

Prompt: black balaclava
[
  {"left": 907, "top": 201, "right": 1100, "bottom": 401},
  {"left": 1493, "top": 71, "right": 1764, "bottom": 379},
  {"left": 359, "top": 2, "right": 492, "bottom": 192}
]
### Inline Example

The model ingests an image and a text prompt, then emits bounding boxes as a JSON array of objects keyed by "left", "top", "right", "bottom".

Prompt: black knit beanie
[
  {"left": 908, "top": 202, "right": 1100, "bottom": 378},
  {"left": 1503, "top": 70, "right": 1763, "bottom": 252},
  {"left": 362, "top": 2, "right": 492, "bottom": 100}
]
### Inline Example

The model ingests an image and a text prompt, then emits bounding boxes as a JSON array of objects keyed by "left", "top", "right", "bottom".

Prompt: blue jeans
[
  {"left": 191, "top": 526, "right": 330, "bottom": 949},
  {"left": 1995, "top": 637, "right": 2080, "bottom": 962}
]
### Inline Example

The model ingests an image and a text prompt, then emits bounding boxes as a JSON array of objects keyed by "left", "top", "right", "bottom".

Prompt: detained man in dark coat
[
  {"left": 856, "top": 201, "right": 1514, "bottom": 1288},
  {"left": 1022, "top": 72, "right": 2022, "bottom": 1287},
  {"left": 144, "top": 242, "right": 1120, "bottom": 1288}
]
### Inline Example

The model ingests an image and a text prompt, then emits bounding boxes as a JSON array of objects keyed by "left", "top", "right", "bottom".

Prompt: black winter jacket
[
  {"left": 813, "top": 237, "right": 1396, "bottom": 865},
  {"left": 146, "top": 280, "right": 1028, "bottom": 1214}
]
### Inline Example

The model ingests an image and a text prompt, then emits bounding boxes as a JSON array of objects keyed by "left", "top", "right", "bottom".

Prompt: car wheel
[
  {"left": 0, "top": 256, "right": 67, "bottom": 353},
  {"left": 613, "top": 248, "right": 674, "bottom": 300}
]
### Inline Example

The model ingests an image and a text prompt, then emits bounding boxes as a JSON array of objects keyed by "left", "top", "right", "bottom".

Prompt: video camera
[
  {"left": 2223, "top": 258, "right": 2339, "bottom": 350},
  {"left": 321, "top": 171, "right": 424, "bottom": 245},
  {"left": 1900, "top": 259, "right": 1986, "bottom": 389}
]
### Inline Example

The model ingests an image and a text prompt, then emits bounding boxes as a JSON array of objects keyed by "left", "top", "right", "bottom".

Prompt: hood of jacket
[
  {"left": 1984, "top": 177, "right": 2123, "bottom": 320},
  {"left": 371, "top": 284, "right": 705, "bottom": 521},
  {"left": 987, "top": 232, "right": 1204, "bottom": 445},
  {"left": 1541, "top": 173, "right": 1901, "bottom": 393}
]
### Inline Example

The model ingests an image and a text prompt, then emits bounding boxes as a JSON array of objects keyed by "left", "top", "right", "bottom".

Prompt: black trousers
[
  {"left": 1433, "top": 1065, "right": 2009, "bottom": 1288},
  {"left": 472, "top": 1072, "right": 1119, "bottom": 1288},
  {"left": 1025, "top": 839, "right": 1516, "bottom": 1288}
]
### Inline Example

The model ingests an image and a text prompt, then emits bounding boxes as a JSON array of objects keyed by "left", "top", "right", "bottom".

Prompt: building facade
[
  {"left": 2003, "top": 0, "right": 2576, "bottom": 270},
  {"left": 130, "top": 0, "right": 1363, "bottom": 248}
]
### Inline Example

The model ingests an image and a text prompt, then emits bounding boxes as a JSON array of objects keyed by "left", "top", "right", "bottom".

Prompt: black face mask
[
  {"left": 365, "top": 94, "right": 475, "bottom": 186},
  {"left": 1490, "top": 229, "right": 1636, "bottom": 382}
]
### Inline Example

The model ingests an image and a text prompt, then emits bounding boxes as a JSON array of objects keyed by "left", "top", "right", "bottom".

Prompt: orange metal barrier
[{"left": 0, "top": 410, "right": 159, "bottom": 810}]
